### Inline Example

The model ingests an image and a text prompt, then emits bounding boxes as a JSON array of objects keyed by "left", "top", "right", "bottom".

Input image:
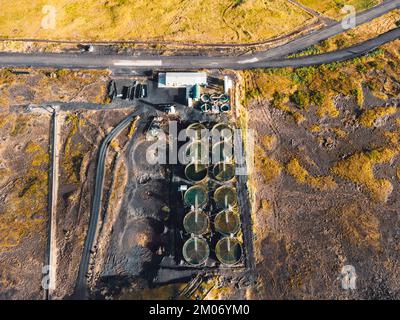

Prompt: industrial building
[
  {"left": 158, "top": 72, "right": 208, "bottom": 106},
  {"left": 158, "top": 72, "right": 207, "bottom": 88}
]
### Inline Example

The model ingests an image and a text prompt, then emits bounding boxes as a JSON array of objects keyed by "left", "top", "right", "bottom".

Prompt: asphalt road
[
  {"left": 1, "top": 27, "right": 399, "bottom": 72},
  {"left": 0, "top": 0, "right": 399, "bottom": 71},
  {"left": 253, "top": 0, "right": 400, "bottom": 60}
]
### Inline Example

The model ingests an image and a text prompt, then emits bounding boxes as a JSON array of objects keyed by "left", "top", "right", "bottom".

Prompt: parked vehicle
[
  {"left": 135, "top": 83, "right": 142, "bottom": 99},
  {"left": 141, "top": 84, "right": 148, "bottom": 98}
]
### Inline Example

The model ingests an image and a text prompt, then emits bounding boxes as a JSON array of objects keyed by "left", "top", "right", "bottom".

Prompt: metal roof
[{"left": 158, "top": 72, "right": 207, "bottom": 87}]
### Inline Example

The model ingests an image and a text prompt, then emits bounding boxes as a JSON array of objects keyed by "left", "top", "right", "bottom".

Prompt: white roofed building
[{"left": 158, "top": 72, "right": 207, "bottom": 88}]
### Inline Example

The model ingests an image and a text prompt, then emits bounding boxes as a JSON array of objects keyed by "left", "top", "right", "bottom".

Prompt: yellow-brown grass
[
  {"left": 0, "top": 0, "right": 312, "bottom": 44},
  {"left": 331, "top": 148, "right": 398, "bottom": 202},
  {"left": 287, "top": 158, "right": 337, "bottom": 191},
  {"left": 297, "top": 0, "right": 381, "bottom": 19},
  {"left": 359, "top": 106, "right": 397, "bottom": 127},
  {"left": 255, "top": 145, "right": 282, "bottom": 182}
]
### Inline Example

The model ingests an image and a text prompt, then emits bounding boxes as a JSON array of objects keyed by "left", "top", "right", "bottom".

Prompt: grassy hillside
[{"left": 0, "top": 0, "right": 313, "bottom": 44}]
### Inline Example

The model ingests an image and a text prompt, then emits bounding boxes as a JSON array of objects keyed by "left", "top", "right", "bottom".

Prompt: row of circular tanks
[
  {"left": 182, "top": 209, "right": 242, "bottom": 266},
  {"left": 199, "top": 93, "right": 231, "bottom": 113},
  {"left": 181, "top": 122, "right": 242, "bottom": 266}
]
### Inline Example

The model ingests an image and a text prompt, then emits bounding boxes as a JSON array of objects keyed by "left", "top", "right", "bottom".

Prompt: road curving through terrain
[{"left": 0, "top": 1, "right": 399, "bottom": 71}]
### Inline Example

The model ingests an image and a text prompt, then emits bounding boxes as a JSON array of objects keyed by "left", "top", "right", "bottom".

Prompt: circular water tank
[
  {"left": 210, "top": 93, "right": 220, "bottom": 102},
  {"left": 214, "top": 186, "right": 237, "bottom": 209},
  {"left": 215, "top": 237, "right": 242, "bottom": 265},
  {"left": 185, "top": 163, "right": 208, "bottom": 182},
  {"left": 183, "top": 210, "right": 210, "bottom": 236},
  {"left": 186, "top": 123, "right": 206, "bottom": 140},
  {"left": 201, "top": 94, "right": 211, "bottom": 103},
  {"left": 213, "top": 162, "right": 235, "bottom": 182},
  {"left": 200, "top": 103, "right": 211, "bottom": 112},
  {"left": 211, "top": 123, "right": 233, "bottom": 142},
  {"left": 183, "top": 237, "right": 209, "bottom": 265},
  {"left": 220, "top": 104, "right": 231, "bottom": 112},
  {"left": 211, "top": 141, "right": 233, "bottom": 163},
  {"left": 185, "top": 141, "right": 208, "bottom": 163},
  {"left": 214, "top": 210, "right": 241, "bottom": 235},
  {"left": 184, "top": 185, "right": 208, "bottom": 208},
  {"left": 218, "top": 94, "right": 229, "bottom": 103}
]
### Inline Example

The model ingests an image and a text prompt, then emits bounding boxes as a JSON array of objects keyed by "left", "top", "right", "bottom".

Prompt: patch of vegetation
[
  {"left": 332, "top": 127, "right": 347, "bottom": 139},
  {"left": 287, "top": 158, "right": 337, "bottom": 191},
  {"left": 10, "top": 115, "right": 28, "bottom": 136},
  {"left": 358, "top": 106, "right": 397, "bottom": 127},
  {"left": 62, "top": 112, "right": 86, "bottom": 184},
  {"left": 384, "top": 131, "right": 399, "bottom": 146},
  {"left": 255, "top": 146, "right": 282, "bottom": 182},
  {"left": 291, "top": 111, "right": 307, "bottom": 125},
  {"left": 0, "top": 138, "right": 48, "bottom": 249},
  {"left": 270, "top": 91, "right": 285, "bottom": 107},
  {"left": 245, "top": 88, "right": 262, "bottom": 102},
  {"left": 331, "top": 148, "right": 398, "bottom": 202},
  {"left": 109, "top": 139, "right": 120, "bottom": 152},
  {"left": 260, "top": 134, "right": 277, "bottom": 151},
  {"left": 350, "top": 84, "right": 364, "bottom": 107},
  {"left": 233, "top": 0, "right": 246, "bottom": 7},
  {"left": 0, "top": 113, "right": 12, "bottom": 129},
  {"left": 261, "top": 199, "right": 271, "bottom": 212},
  {"left": 126, "top": 117, "right": 137, "bottom": 139},
  {"left": 288, "top": 45, "right": 322, "bottom": 58},
  {"left": 290, "top": 90, "right": 324, "bottom": 111},
  {"left": 309, "top": 124, "right": 322, "bottom": 133}
]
